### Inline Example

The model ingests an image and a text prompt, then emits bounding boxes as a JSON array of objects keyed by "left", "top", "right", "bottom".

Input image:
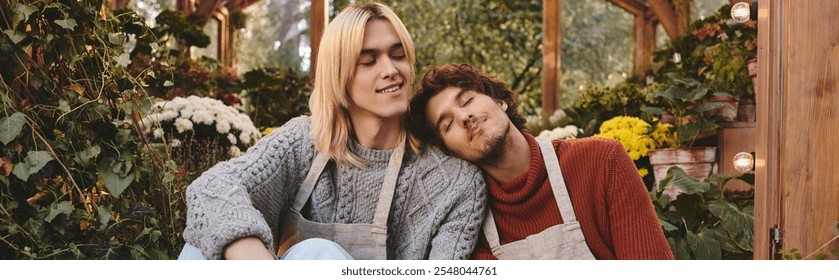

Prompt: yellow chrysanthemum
[
  {"left": 638, "top": 168, "right": 649, "bottom": 178},
  {"left": 262, "top": 127, "right": 275, "bottom": 136},
  {"left": 595, "top": 116, "right": 656, "bottom": 160}
]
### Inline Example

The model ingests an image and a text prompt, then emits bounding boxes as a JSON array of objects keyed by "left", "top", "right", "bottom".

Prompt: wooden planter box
[{"left": 717, "top": 122, "right": 755, "bottom": 193}]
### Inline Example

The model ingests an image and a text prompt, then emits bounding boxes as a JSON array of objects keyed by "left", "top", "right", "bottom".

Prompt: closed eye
[{"left": 464, "top": 97, "right": 474, "bottom": 106}]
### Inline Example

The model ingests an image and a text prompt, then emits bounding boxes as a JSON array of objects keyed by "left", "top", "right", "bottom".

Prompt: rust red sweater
[{"left": 472, "top": 133, "right": 673, "bottom": 260}]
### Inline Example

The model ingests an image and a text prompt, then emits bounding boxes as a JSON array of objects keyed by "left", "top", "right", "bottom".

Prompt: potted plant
[
  {"left": 642, "top": 73, "right": 727, "bottom": 199},
  {"left": 650, "top": 167, "right": 755, "bottom": 259}
]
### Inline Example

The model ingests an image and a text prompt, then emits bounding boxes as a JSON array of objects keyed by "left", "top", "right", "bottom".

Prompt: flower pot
[
  {"left": 736, "top": 97, "right": 756, "bottom": 122},
  {"left": 708, "top": 95, "right": 739, "bottom": 122},
  {"left": 648, "top": 147, "right": 717, "bottom": 201}
]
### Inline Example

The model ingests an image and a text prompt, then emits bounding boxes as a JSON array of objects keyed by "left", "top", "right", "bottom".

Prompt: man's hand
[{"left": 223, "top": 236, "right": 275, "bottom": 260}]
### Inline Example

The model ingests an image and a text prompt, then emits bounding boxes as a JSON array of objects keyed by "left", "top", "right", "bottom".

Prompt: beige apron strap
[
  {"left": 536, "top": 139, "right": 578, "bottom": 222},
  {"left": 292, "top": 152, "right": 331, "bottom": 211},
  {"left": 371, "top": 138, "right": 405, "bottom": 228},
  {"left": 482, "top": 209, "right": 502, "bottom": 248}
]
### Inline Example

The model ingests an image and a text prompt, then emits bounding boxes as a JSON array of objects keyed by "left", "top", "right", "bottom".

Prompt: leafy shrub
[
  {"left": 0, "top": 0, "right": 182, "bottom": 259},
  {"left": 650, "top": 167, "right": 755, "bottom": 259},
  {"left": 240, "top": 67, "right": 311, "bottom": 129}
]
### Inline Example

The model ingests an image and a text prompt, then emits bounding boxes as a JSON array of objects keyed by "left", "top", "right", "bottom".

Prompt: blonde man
[{"left": 181, "top": 3, "right": 485, "bottom": 260}]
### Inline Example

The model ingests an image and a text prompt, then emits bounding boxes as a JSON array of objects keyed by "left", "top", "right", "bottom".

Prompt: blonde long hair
[{"left": 309, "top": 2, "right": 418, "bottom": 167}]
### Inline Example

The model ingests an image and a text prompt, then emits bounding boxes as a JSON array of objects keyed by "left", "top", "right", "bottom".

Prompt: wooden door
[{"left": 754, "top": 0, "right": 839, "bottom": 260}]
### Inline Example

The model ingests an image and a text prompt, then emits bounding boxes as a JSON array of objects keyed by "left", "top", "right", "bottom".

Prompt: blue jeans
[{"left": 177, "top": 238, "right": 353, "bottom": 260}]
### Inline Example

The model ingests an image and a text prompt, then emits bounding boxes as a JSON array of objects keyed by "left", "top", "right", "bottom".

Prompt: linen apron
[
  {"left": 482, "top": 139, "right": 596, "bottom": 260},
  {"left": 276, "top": 142, "right": 405, "bottom": 260}
]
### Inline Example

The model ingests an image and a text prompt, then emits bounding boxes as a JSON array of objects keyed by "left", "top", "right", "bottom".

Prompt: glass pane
[
  {"left": 192, "top": 18, "right": 220, "bottom": 60},
  {"left": 238, "top": 0, "right": 312, "bottom": 73},
  {"left": 561, "top": 1, "right": 633, "bottom": 107}
]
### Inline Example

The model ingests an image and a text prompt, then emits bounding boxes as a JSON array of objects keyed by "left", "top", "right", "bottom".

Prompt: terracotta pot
[
  {"left": 648, "top": 147, "right": 717, "bottom": 201},
  {"left": 708, "top": 95, "right": 739, "bottom": 122},
  {"left": 736, "top": 97, "right": 756, "bottom": 122}
]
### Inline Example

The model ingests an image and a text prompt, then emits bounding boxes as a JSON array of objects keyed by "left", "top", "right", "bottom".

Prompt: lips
[
  {"left": 468, "top": 118, "right": 484, "bottom": 141},
  {"left": 376, "top": 82, "right": 403, "bottom": 94}
]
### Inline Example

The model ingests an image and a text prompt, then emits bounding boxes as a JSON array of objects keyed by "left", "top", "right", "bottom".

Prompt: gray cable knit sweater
[{"left": 183, "top": 116, "right": 486, "bottom": 260}]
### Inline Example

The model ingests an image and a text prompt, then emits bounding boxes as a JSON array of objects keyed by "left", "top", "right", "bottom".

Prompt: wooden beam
[
  {"left": 310, "top": 0, "right": 327, "bottom": 76},
  {"left": 632, "top": 13, "right": 655, "bottom": 76},
  {"left": 608, "top": 0, "right": 647, "bottom": 15},
  {"left": 195, "top": 0, "right": 222, "bottom": 23},
  {"left": 753, "top": 0, "right": 782, "bottom": 260},
  {"left": 178, "top": 0, "right": 195, "bottom": 15},
  {"left": 542, "top": 0, "right": 561, "bottom": 121},
  {"left": 647, "top": 0, "right": 681, "bottom": 41}
]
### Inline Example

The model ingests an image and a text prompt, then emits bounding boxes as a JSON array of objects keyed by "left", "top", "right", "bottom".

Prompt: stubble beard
[{"left": 474, "top": 121, "right": 510, "bottom": 166}]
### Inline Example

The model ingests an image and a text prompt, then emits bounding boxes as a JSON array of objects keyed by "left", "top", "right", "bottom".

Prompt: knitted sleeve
[
  {"left": 424, "top": 150, "right": 487, "bottom": 260},
  {"left": 183, "top": 116, "right": 313, "bottom": 260},
  {"left": 603, "top": 141, "right": 674, "bottom": 260}
]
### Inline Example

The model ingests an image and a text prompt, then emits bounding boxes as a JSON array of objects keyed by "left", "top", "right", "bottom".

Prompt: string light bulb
[
  {"left": 731, "top": 2, "right": 753, "bottom": 23},
  {"left": 733, "top": 152, "right": 755, "bottom": 173}
]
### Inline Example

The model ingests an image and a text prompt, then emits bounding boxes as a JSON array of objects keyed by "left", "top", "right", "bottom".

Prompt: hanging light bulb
[
  {"left": 733, "top": 152, "right": 755, "bottom": 173},
  {"left": 731, "top": 2, "right": 752, "bottom": 23}
]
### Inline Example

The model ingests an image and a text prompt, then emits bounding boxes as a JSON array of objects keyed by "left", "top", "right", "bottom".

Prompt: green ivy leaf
[
  {"left": 11, "top": 151, "right": 53, "bottom": 181},
  {"left": 54, "top": 18, "right": 78, "bottom": 30},
  {"left": 58, "top": 99, "right": 72, "bottom": 113},
  {"left": 97, "top": 157, "right": 134, "bottom": 198},
  {"left": 45, "top": 201, "right": 73, "bottom": 222},
  {"left": 2, "top": 30, "right": 26, "bottom": 44},
  {"left": 15, "top": 4, "right": 38, "bottom": 22},
  {"left": 107, "top": 33, "right": 125, "bottom": 45},
  {"left": 0, "top": 112, "right": 26, "bottom": 145},
  {"left": 97, "top": 205, "right": 111, "bottom": 230},
  {"left": 73, "top": 145, "right": 101, "bottom": 165},
  {"left": 117, "top": 97, "right": 154, "bottom": 115}
]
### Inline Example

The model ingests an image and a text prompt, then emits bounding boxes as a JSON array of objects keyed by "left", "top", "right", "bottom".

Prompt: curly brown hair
[{"left": 409, "top": 64, "right": 527, "bottom": 150}]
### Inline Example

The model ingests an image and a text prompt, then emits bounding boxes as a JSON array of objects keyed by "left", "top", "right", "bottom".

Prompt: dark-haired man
[{"left": 409, "top": 64, "right": 672, "bottom": 260}]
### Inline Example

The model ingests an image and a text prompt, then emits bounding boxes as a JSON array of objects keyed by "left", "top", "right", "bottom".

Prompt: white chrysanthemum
[
  {"left": 227, "top": 133, "right": 237, "bottom": 145},
  {"left": 548, "top": 109, "right": 567, "bottom": 127},
  {"left": 215, "top": 120, "right": 231, "bottom": 134},
  {"left": 174, "top": 118, "right": 193, "bottom": 133},
  {"left": 191, "top": 111, "right": 214, "bottom": 125},
  {"left": 228, "top": 146, "right": 242, "bottom": 157},
  {"left": 239, "top": 132, "right": 251, "bottom": 145},
  {"left": 170, "top": 139, "right": 181, "bottom": 147},
  {"left": 152, "top": 128, "right": 164, "bottom": 139},
  {"left": 180, "top": 108, "right": 194, "bottom": 119}
]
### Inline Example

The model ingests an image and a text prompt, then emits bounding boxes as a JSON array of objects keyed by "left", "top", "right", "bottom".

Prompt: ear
[{"left": 498, "top": 100, "right": 508, "bottom": 111}]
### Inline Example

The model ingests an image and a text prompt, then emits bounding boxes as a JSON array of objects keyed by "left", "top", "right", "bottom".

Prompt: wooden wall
[{"left": 755, "top": 0, "right": 839, "bottom": 260}]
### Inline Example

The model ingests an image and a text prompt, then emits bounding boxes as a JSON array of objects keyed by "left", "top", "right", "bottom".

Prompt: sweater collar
[{"left": 485, "top": 132, "right": 549, "bottom": 204}]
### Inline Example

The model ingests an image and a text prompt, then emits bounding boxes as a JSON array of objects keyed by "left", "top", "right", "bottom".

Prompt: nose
[
  {"left": 455, "top": 109, "right": 474, "bottom": 128},
  {"left": 380, "top": 57, "right": 398, "bottom": 80}
]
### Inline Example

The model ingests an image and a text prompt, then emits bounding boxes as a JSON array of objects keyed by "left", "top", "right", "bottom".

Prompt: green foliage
[
  {"left": 240, "top": 67, "right": 312, "bottom": 129},
  {"left": 650, "top": 166, "right": 755, "bottom": 260},
  {"left": 572, "top": 79, "right": 654, "bottom": 136},
  {"left": 0, "top": 0, "right": 183, "bottom": 259},
  {"left": 642, "top": 74, "right": 728, "bottom": 148},
  {"left": 650, "top": 4, "right": 756, "bottom": 99}
]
